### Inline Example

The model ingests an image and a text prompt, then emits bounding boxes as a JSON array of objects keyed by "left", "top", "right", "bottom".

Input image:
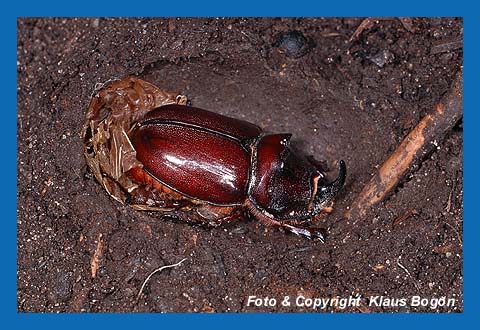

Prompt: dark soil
[{"left": 17, "top": 18, "right": 463, "bottom": 312}]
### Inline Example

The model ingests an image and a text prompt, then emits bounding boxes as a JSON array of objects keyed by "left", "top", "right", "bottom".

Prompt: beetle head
[{"left": 248, "top": 134, "right": 346, "bottom": 221}]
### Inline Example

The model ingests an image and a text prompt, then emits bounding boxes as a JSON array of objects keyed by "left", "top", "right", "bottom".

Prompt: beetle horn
[{"left": 313, "top": 160, "right": 346, "bottom": 212}]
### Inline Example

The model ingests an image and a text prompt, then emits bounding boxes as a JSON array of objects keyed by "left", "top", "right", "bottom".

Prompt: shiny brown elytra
[{"left": 82, "top": 77, "right": 346, "bottom": 241}]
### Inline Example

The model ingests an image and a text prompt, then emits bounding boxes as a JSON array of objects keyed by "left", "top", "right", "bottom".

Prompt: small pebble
[
  {"left": 369, "top": 50, "right": 395, "bottom": 68},
  {"left": 274, "top": 30, "right": 312, "bottom": 59}
]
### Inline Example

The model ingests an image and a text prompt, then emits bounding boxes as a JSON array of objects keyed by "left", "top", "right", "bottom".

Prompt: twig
[
  {"left": 399, "top": 17, "right": 416, "bottom": 33},
  {"left": 348, "top": 18, "right": 415, "bottom": 46},
  {"left": 444, "top": 221, "right": 463, "bottom": 245},
  {"left": 446, "top": 170, "right": 458, "bottom": 213},
  {"left": 431, "top": 39, "right": 463, "bottom": 55},
  {"left": 90, "top": 233, "right": 103, "bottom": 279},
  {"left": 348, "top": 18, "right": 379, "bottom": 43},
  {"left": 345, "top": 70, "right": 463, "bottom": 222},
  {"left": 392, "top": 209, "right": 418, "bottom": 228},
  {"left": 136, "top": 258, "right": 187, "bottom": 302},
  {"left": 397, "top": 261, "right": 420, "bottom": 291}
]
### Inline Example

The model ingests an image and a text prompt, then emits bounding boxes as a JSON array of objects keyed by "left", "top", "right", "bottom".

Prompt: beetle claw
[
  {"left": 313, "top": 160, "right": 346, "bottom": 213},
  {"left": 282, "top": 224, "right": 327, "bottom": 243}
]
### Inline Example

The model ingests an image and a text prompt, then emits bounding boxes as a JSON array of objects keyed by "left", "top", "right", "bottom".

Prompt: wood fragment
[
  {"left": 392, "top": 209, "right": 418, "bottom": 228},
  {"left": 90, "top": 233, "right": 103, "bottom": 278},
  {"left": 348, "top": 17, "right": 415, "bottom": 45},
  {"left": 445, "top": 170, "right": 458, "bottom": 213},
  {"left": 201, "top": 304, "right": 216, "bottom": 312},
  {"left": 345, "top": 70, "right": 463, "bottom": 222},
  {"left": 399, "top": 17, "right": 416, "bottom": 33},
  {"left": 69, "top": 285, "right": 91, "bottom": 312},
  {"left": 443, "top": 221, "right": 463, "bottom": 244},
  {"left": 349, "top": 18, "right": 378, "bottom": 43},
  {"left": 372, "top": 264, "right": 386, "bottom": 271},
  {"left": 433, "top": 244, "right": 454, "bottom": 254},
  {"left": 431, "top": 39, "right": 463, "bottom": 55}
]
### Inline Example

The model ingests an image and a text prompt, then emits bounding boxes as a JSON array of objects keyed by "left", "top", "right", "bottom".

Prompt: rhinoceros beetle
[{"left": 83, "top": 77, "right": 346, "bottom": 242}]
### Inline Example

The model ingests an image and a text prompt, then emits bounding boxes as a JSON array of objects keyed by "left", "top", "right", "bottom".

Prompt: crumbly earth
[{"left": 17, "top": 18, "right": 463, "bottom": 312}]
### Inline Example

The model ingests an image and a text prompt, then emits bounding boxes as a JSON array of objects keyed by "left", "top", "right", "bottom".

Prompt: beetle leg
[
  {"left": 195, "top": 205, "right": 245, "bottom": 227},
  {"left": 161, "top": 206, "right": 245, "bottom": 229},
  {"left": 127, "top": 185, "right": 193, "bottom": 211},
  {"left": 245, "top": 200, "right": 327, "bottom": 242},
  {"left": 209, "top": 210, "right": 245, "bottom": 226},
  {"left": 281, "top": 224, "right": 327, "bottom": 243}
]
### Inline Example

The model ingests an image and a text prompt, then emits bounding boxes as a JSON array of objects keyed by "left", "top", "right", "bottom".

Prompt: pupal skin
[{"left": 83, "top": 77, "right": 346, "bottom": 242}]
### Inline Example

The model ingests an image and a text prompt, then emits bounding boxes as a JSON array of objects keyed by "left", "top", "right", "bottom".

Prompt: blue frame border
[{"left": 6, "top": 1, "right": 476, "bottom": 329}]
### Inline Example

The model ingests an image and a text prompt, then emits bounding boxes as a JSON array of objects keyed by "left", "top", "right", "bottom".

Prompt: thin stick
[
  {"left": 136, "top": 258, "right": 187, "bottom": 302},
  {"left": 444, "top": 221, "right": 463, "bottom": 245},
  {"left": 90, "top": 233, "right": 103, "bottom": 279},
  {"left": 345, "top": 70, "right": 463, "bottom": 222},
  {"left": 397, "top": 261, "right": 420, "bottom": 291}
]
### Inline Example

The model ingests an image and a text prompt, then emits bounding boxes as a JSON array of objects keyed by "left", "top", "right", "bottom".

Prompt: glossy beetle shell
[
  {"left": 132, "top": 108, "right": 253, "bottom": 205},
  {"left": 83, "top": 77, "right": 346, "bottom": 241}
]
